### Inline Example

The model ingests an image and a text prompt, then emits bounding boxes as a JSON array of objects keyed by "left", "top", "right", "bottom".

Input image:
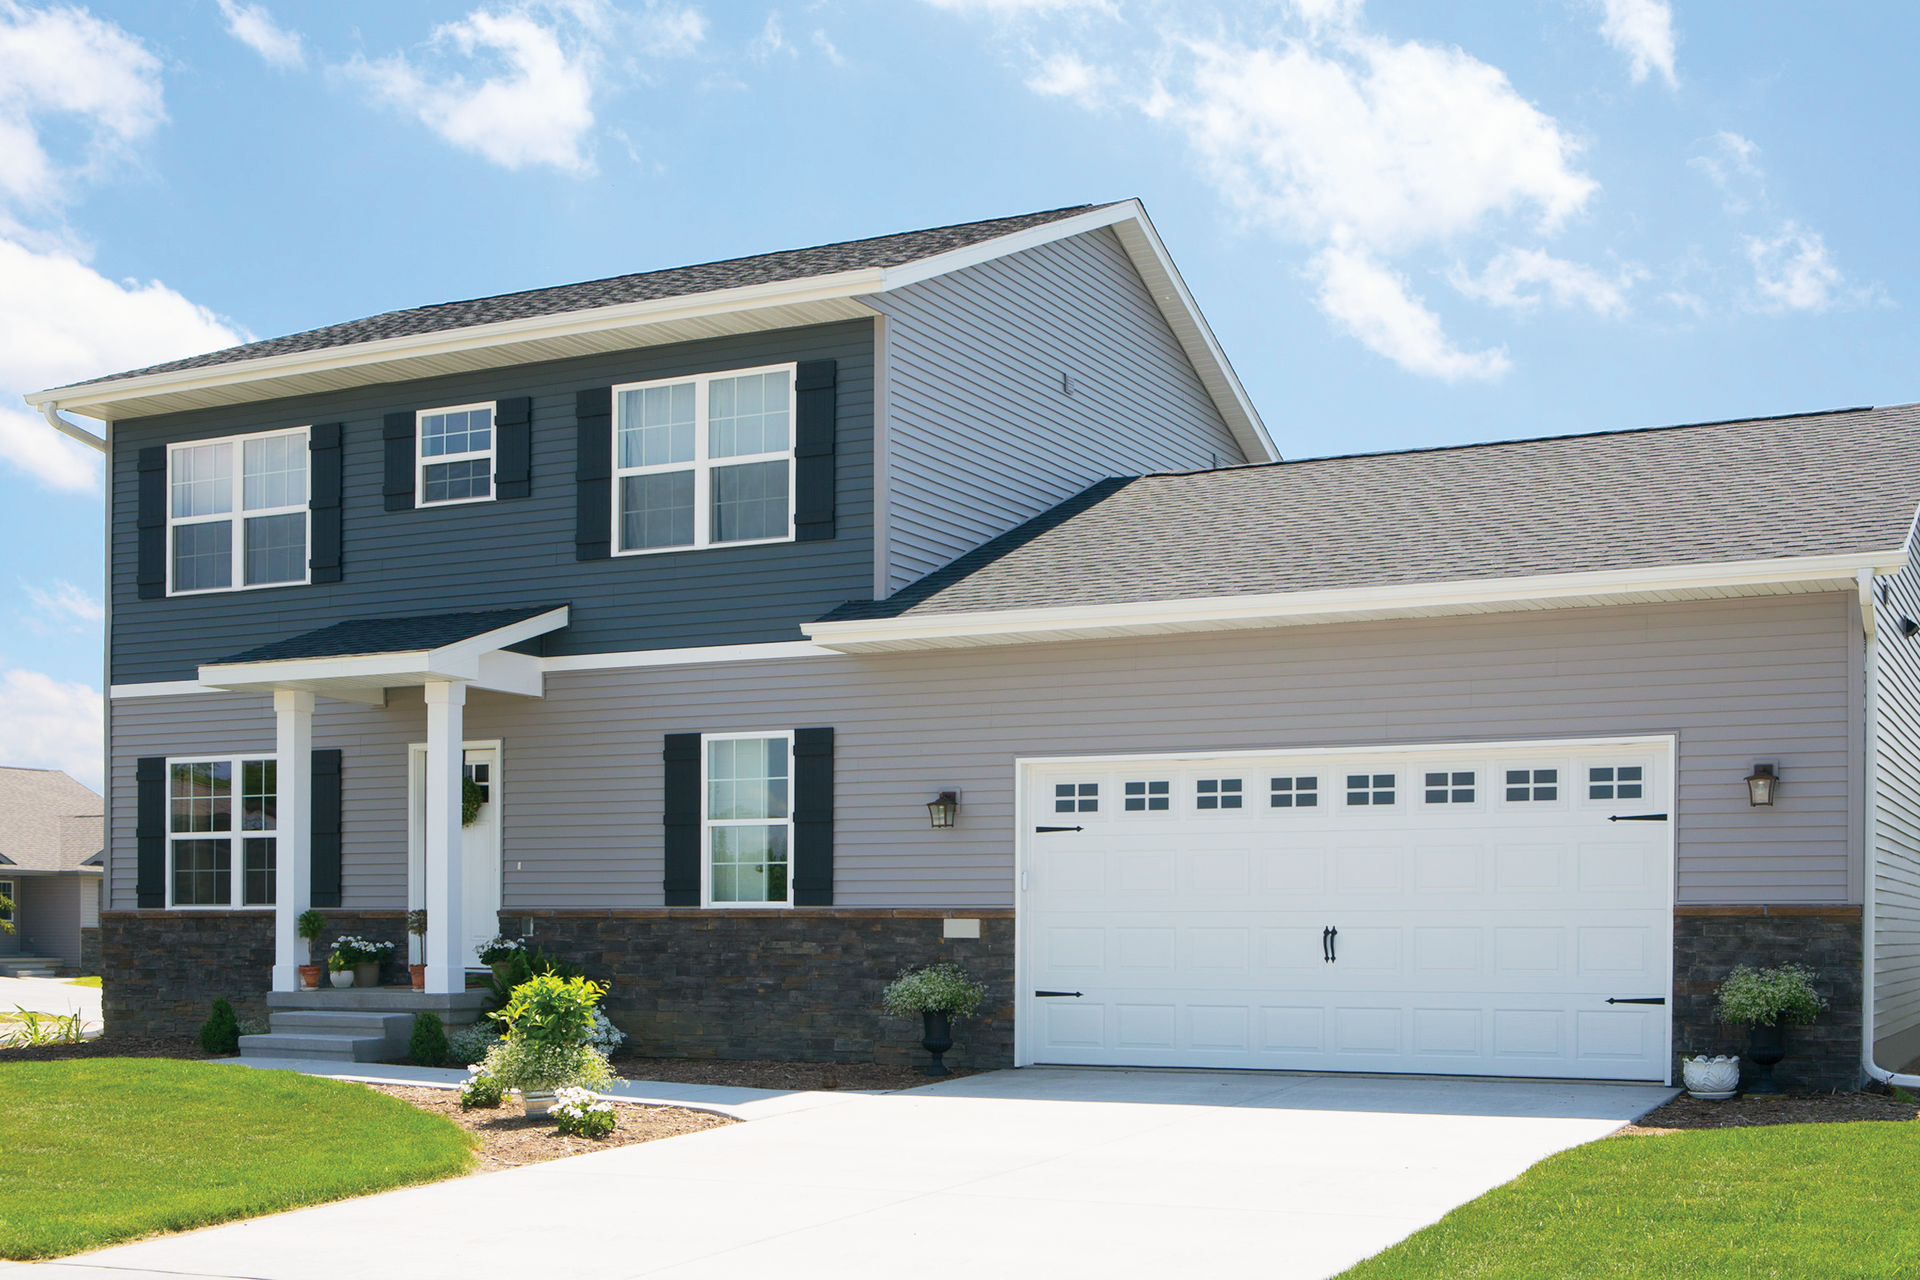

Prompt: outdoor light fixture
[
  {"left": 1902, "top": 617, "right": 1919, "bottom": 638},
  {"left": 1746, "top": 764, "right": 1779, "bottom": 807},
  {"left": 926, "top": 791, "right": 959, "bottom": 828}
]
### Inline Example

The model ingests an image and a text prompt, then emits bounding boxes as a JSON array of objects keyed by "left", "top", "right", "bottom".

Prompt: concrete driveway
[
  {"left": 0, "top": 976, "right": 100, "bottom": 1032},
  {"left": 35, "top": 1068, "right": 1673, "bottom": 1280}
]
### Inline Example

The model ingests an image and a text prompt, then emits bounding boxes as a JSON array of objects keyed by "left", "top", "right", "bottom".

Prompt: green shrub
[
  {"left": 490, "top": 974, "right": 605, "bottom": 1048},
  {"left": 882, "top": 963, "right": 987, "bottom": 1019},
  {"left": 476, "top": 1038, "right": 616, "bottom": 1094},
  {"left": 408, "top": 1012, "right": 450, "bottom": 1067},
  {"left": 458, "top": 1071, "right": 504, "bottom": 1109},
  {"left": 551, "top": 1086, "right": 618, "bottom": 1138},
  {"left": 447, "top": 1020, "right": 502, "bottom": 1066},
  {"left": 1717, "top": 964, "right": 1828, "bottom": 1026},
  {"left": 199, "top": 999, "right": 241, "bottom": 1055}
]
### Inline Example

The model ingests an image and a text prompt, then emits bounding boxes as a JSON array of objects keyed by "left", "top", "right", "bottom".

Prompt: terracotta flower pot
[
  {"left": 411, "top": 964, "right": 427, "bottom": 990},
  {"left": 297, "top": 964, "right": 321, "bottom": 991}
]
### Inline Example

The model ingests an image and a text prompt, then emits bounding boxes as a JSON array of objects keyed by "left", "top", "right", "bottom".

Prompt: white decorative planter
[
  {"left": 329, "top": 969, "right": 354, "bottom": 988},
  {"left": 520, "top": 1090, "right": 558, "bottom": 1119},
  {"left": 1682, "top": 1055, "right": 1740, "bottom": 1099}
]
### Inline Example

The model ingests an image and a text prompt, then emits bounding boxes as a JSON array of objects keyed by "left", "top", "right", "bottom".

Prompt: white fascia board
[
  {"left": 804, "top": 551, "right": 1909, "bottom": 650},
  {"left": 541, "top": 640, "right": 843, "bottom": 672},
  {"left": 430, "top": 606, "right": 570, "bottom": 667},
  {"left": 197, "top": 609, "right": 567, "bottom": 698}
]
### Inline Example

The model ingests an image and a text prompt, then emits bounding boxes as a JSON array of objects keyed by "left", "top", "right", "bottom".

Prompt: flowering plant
[
  {"left": 459, "top": 1069, "right": 505, "bottom": 1110},
  {"left": 490, "top": 974, "right": 606, "bottom": 1048},
  {"left": 551, "top": 1086, "right": 618, "bottom": 1138},
  {"left": 331, "top": 935, "right": 395, "bottom": 966},
  {"left": 882, "top": 963, "right": 987, "bottom": 1019},
  {"left": 1717, "top": 964, "right": 1827, "bottom": 1027},
  {"left": 476, "top": 936, "right": 526, "bottom": 964},
  {"left": 475, "top": 1037, "right": 617, "bottom": 1093}
]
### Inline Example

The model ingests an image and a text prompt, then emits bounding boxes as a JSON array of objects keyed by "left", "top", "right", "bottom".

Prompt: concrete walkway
[
  {"left": 26, "top": 1068, "right": 1673, "bottom": 1280},
  {"left": 0, "top": 976, "right": 100, "bottom": 1033}
]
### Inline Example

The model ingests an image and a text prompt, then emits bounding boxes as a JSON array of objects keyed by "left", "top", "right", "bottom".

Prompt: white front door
[
  {"left": 1019, "top": 737, "right": 1675, "bottom": 1082},
  {"left": 410, "top": 742, "right": 502, "bottom": 970}
]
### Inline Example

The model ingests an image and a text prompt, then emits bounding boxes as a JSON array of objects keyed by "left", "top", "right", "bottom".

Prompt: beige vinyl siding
[
  {"left": 1874, "top": 524, "right": 1920, "bottom": 1066},
  {"left": 17, "top": 876, "right": 84, "bottom": 968},
  {"left": 867, "top": 227, "right": 1245, "bottom": 595},
  {"left": 109, "top": 592, "right": 1855, "bottom": 911}
]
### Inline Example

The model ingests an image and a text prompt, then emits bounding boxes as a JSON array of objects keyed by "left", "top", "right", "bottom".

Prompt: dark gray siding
[
  {"left": 110, "top": 592, "right": 1856, "bottom": 911},
  {"left": 867, "top": 227, "right": 1246, "bottom": 595},
  {"left": 109, "top": 321, "right": 875, "bottom": 684}
]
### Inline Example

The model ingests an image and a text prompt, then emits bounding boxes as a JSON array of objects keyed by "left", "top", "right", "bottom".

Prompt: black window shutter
[
  {"left": 137, "top": 447, "right": 166, "bottom": 599},
  {"left": 794, "top": 360, "right": 837, "bottom": 541},
  {"left": 495, "top": 396, "right": 532, "bottom": 500},
  {"left": 135, "top": 756, "right": 166, "bottom": 907},
  {"left": 662, "top": 732, "right": 701, "bottom": 906},
  {"left": 575, "top": 388, "right": 612, "bottom": 560},
  {"left": 308, "top": 423, "right": 343, "bottom": 583},
  {"left": 311, "top": 749, "right": 342, "bottom": 908},
  {"left": 383, "top": 411, "right": 415, "bottom": 511},
  {"left": 792, "top": 727, "right": 834, "bottom": 906}
]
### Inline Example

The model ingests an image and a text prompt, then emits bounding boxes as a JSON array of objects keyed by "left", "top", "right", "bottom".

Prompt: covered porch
[{"left": 197, "top": 606, "right": 567, "bottom": 998}]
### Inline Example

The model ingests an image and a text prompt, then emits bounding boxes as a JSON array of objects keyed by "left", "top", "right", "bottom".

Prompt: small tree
[
  {"left": 409, "top": 1011, "right": 450, "bottom": 1067},
  {"left": 200, "top": 998, "right": 241, "bottom": 1055},
  {"left": 295, "top": 909, "right": 326, "bottom": 961}
]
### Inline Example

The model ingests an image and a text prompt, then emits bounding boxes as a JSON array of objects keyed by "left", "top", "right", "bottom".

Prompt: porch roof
[{"left": 197, "top": 606, "right": 568, "bottom": 704}]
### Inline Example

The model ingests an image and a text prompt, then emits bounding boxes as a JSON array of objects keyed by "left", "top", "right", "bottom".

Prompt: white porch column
[
  {"left": 424, "top": 680, "right": 467, "bottom": 995},
  {"left": 271, "top": 689, "right": 314, "bottom": 993}
]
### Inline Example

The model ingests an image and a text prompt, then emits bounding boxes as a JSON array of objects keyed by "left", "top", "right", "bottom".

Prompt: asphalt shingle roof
[
  {"left": 824, "top": 405, "right": 1920, "bottom": 622},
  {"left": 215, "top": 607, "right": 562, "bottom": 665},
  {"left": 82, "top": 205, "right": 1103, "bottom": 386},
  {"left": 0, "top": 768, "right": 102, "bottom": 873}
]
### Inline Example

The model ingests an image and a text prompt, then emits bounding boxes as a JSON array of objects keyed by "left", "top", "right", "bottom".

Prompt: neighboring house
[
  {"left": 0, "top": 767, "right": 104, "bottom": 976},
  {"left": 26, "top": 199, "right": 1920, "bottom": 1088}
]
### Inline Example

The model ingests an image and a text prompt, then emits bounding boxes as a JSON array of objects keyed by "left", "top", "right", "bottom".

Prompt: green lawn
[
  {"left": 1340, "top": 1122, "right": 1920, "bottom": 1279},
  {"left": 0, "top": 1059, "right": 474, "bottom": 1259}
]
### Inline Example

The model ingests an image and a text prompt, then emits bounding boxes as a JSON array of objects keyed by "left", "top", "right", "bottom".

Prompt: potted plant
[
  {"left": 882, "top": 962, "right": 987, "bottom": 1076},
  {"left": 1716, "top": 963, "right": 1828, "bottom": 1094},
  {"left": 1680, "top": 1054, "right": 1740, "bottom": 1100},
  {"left": 327, "top": 949, "right": 353, "bottom": 988},
  {"left": 470, "top": 972, "right": 617, "bottom": 1116},
  {"left": 476, "top": 935, "right": 526, "bottom": 985},
  {"left": 332, "top": 935, "right": 395, "bottom": 989},
  {"left": 296, "top": 909, "right": 327, "bottom": 990},
  {"left": 408, "top": 909, "right": 429, "bottom": 990}
]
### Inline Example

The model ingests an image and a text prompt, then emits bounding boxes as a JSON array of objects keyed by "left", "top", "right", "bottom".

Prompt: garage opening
[{"left": 1017, "top": 737, "right": 1674, "bottom": 1082}]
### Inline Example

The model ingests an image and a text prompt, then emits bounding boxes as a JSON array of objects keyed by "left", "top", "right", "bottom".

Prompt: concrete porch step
[
  {"left": 267, "top": 988, "right": 487, "bottom": 1028},
  {"left": 239, "top": 1031, "right": 387, "bottom": 1062},
  {"left": 0, "top": 957, "right": 63, "bottom": 978},
  {"left": 271, "top": 1010, "right": 417, "bottom": 1038}
]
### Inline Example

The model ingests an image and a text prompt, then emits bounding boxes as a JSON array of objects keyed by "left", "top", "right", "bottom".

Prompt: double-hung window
[
  {"left": 612, "top": 365, "right": 794, "bottom": 554},
  {"left": 168, "top": 756, "right": 278, "bottom": 907},
  {"left": 703, "top": 732, "right": 792, "bottom": 906},
  {"left": 417, "top": 403, "right": 495, "bottom": 505},
  {"left": 168, "top": 429, "right": 308, "bottom": 593}
]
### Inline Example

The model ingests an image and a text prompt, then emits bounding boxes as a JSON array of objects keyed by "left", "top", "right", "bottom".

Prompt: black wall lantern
[
  {"left": 927, "top": 791, "right": 960, "bottom": 828},
  {"left": 1746, "top": 763, "right": 1779, "bottom": 807}
]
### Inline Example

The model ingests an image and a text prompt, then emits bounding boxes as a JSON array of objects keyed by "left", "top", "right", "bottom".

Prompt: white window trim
[
  {"left": 610, "top": 362, "right": 798, "bottom": 557},
  {"left": 416, "top": 401, "right": 498, "bottom": 507},
  {"left": 700, "top": 729, "right": 795, "bottom": 909},
  {"left": 164, "top": 753, "right": 279, "bottom": 910},
  {"left": 166, "top": 427, "right": 310, "bottom": 596}
]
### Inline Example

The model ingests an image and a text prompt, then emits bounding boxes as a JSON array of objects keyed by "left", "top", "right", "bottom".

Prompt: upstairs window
[
  {"left": 612, "top": 365, "right": 794, "bottom": 554},
  {"left": 168, "top": 756, "right": 277, "bottom": 907},
  {"left": 168, "top": 429, "right": 308, "bottom": 594},
  {"left": 417, "top": 403, "right": 495, "bottom": 505}
]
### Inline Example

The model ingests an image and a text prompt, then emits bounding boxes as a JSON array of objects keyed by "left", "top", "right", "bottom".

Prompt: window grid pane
[
  {"left": 171, "top": 762, "right": 232, "bottom": 833},
  {"left": 1124, "top": 780, "right": 1170, "bottom": 812},
  {"left": 709, "top": 825, "right": 788, "bottom": 903},
  {"left": 420, "top": 408, "right": 493, "bottom": 458},
  {"left": 173, "top": 521, "right": 233, "bottom": 592},
  {"left": 617, "top": 383, "right": 696, "bottom": 468},
  {"left": 241, "top": 759, "right": 277, "bottom": 831},
  {"left": 242, "top": 434, "right": 307, "bottom": 510},
  {"left": 1505, "top": 768, "right": 1560, "bottom": 801},
  {"left": 244, "top": 837, "right": 276, "bottom": 906},
  {"left": 709, "top": 371, "right": 791, "bottom": 458},
  {"left": 621, "top": 470, "right": 696, "bottom": 550},
  {"left": 423, "top": 459, "right": 492, "bottom": 503},
  {"left": 1271, "top": 776, "right": 1319, "bottom": 808},
  {"left": 171, "top": 443, "right": 233, "bottom": 518},
  {"left": 1346, "top": 773, "right": 1395, "bottom": 806},
  {"left": 1588, "top": 765, "right": 1644, "bottom": 800},
  {"left": 244, "top": 513, "right": 306, "bottom": 585},
  {"left": 712, "top": 460, "right": 788, "bottom": 543},
  {"left": 172, "top": 839, "right": 231, "bottom": 905},
  {"left": 708, "top": 737, "right": 790, "bottom": 821}
]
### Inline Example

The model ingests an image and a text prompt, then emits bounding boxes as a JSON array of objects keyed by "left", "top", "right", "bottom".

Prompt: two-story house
[{"left": 30, "top": 199, "right": 1920, "bottom": 1089}]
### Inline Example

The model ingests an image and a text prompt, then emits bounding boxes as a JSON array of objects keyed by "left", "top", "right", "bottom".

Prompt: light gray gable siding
[
  {"left": 1873, "top": 518, "right": 1920, "bottom": 1066},
  {"left": 865, "top": 226, "right": 1245, "bottom": 595},
  {"left": 109, "top": 592, "right": 1855, "bottom": 911},
  {"left": 108, "top": 321, "right": 874, "bottom": 684}
]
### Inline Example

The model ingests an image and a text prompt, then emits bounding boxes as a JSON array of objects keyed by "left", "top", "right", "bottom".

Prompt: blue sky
[{"left": 1, "top": 0, "right": 1914, "bottom": 785}]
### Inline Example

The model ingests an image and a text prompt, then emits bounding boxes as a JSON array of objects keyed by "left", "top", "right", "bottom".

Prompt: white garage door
[{"left": 1019, "top": 738, "right": 1673, "bottom": 1082}]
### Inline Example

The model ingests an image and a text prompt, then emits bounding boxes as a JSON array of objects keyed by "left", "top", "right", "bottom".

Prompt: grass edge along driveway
[
  {"left": 0, "top": 1058, "right": 474, "bottom": 1259},
  {"left": 1338, "top": 1119, "right": 1920, "bottom": 1279}
]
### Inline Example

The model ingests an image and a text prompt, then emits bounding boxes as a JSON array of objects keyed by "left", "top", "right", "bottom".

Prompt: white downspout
[
  {"left": 1859, "top": 567, "right": 1920, "bottom": 1088},
  {"left": 40, "top": 401, "right": 107, "bottom": 452}
]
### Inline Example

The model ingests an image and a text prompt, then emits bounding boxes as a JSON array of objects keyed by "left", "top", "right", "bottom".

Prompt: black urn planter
[
  {"left": 1746, "top": 1021, "right": 1786, "bottom": 1094},
  {"left": 920, "top": 1009, "right": 955, "bottom": 1076}
]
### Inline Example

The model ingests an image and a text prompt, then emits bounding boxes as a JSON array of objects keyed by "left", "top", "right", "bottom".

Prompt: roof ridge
[{"left": 1135, "top": 404, "right": 1887, "bottom": 481}]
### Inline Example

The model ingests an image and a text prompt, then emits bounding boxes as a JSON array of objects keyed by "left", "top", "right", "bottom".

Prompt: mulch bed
[
  {"left": 608, "top": 1054, "right": 970, "bottom": 1091},
  {"left": 1620, "top": 1090, "right": 1920, "bottom": 1135},
  {"left": 366, "top": 1085, "right": 732, "bottom": 1171},
  {"left": 0, "top": 1034, "right": 213, "bottom": 1063}
]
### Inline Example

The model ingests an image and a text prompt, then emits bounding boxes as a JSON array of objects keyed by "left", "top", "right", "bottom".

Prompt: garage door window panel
[
  {"left": 1270, "top": 776, "right": 1319, "bottom": 808},
  {"left": 1425, "top": 771, "right": 1477, "bottom": 804},
  {"left": 1055, "top": 783, "right": 1098, "bottom": 814},
  {"left": 1588, "top": 766, "right": 1645, "bottom": 801},
  {"left": 1196, "top": 778, "right": 1243, "bottom": 810},
  {"left": 1347, "top": 774, "right": 1395, "bottom": 806},
  {"left": 1122, "top": 780, "right": 1170, "bottom": 813},
  {"left": 1506, "top": 769, "right": 1560, "bottom": 803}
]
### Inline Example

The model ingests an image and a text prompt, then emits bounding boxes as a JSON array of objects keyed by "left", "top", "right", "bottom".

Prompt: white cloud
[
  {"left": 1311, "top": 245, "right": 1508, "bottom": 381},
  {"left": 1027, "top": 50, "right": 1109, "bottom": 106},
  {"left": 21, "top": 579, "right": 102, "bottom": 634},
  {"left": 0, "top": 665, "right": 101, "bottom": 790},
  {"left": 1452, "top": 247, "right": 1638, "bottom": 317},
  {"left": 637, "top": 4, "right": 706, "bottom": 57},
  {"left": 1689, "top": 130, "right": 1764, "bottom": 214},
  {"left": 748, "top": 11, "right": 790, "bottom": 61},
  {"left": 0, "top": 236, "right": 244, "bottom": 491},
  {"left": 1746, "top": 222, "right": 1844, "bottom": 314},
  {"left": 215, "top": 0, "right": 305, "bottom": 70},
  {"left": 812, "top": 30, "right": 845, "bottom": 65},
  {"left": 1597, "top": 0, "right": 1677, "bottom": 88},
  {"left": 347, "top": 7, "right": 601, "bottom": 174},
  {"left": 0, "top": 1, "right": 164, "bottom": 210},
  {"left": 922, "top": 0, "right": 1110, "bottom": 13}
]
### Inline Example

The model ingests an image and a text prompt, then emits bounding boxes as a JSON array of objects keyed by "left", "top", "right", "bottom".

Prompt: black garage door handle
[
  {"left": 1606, "top": 997, "right": 1666, "bottom": 1005},
  {"left": 1034, "top": 990, "right": 1083, "bottom": 998}
]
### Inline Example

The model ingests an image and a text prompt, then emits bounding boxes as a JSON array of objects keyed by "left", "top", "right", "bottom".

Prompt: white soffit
[
  {"left": 801, "top": 553, "right": 1905, "bottom": 652},
  {"left": 29, "top": 203, "right": 1275, "bottom": 459}
]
